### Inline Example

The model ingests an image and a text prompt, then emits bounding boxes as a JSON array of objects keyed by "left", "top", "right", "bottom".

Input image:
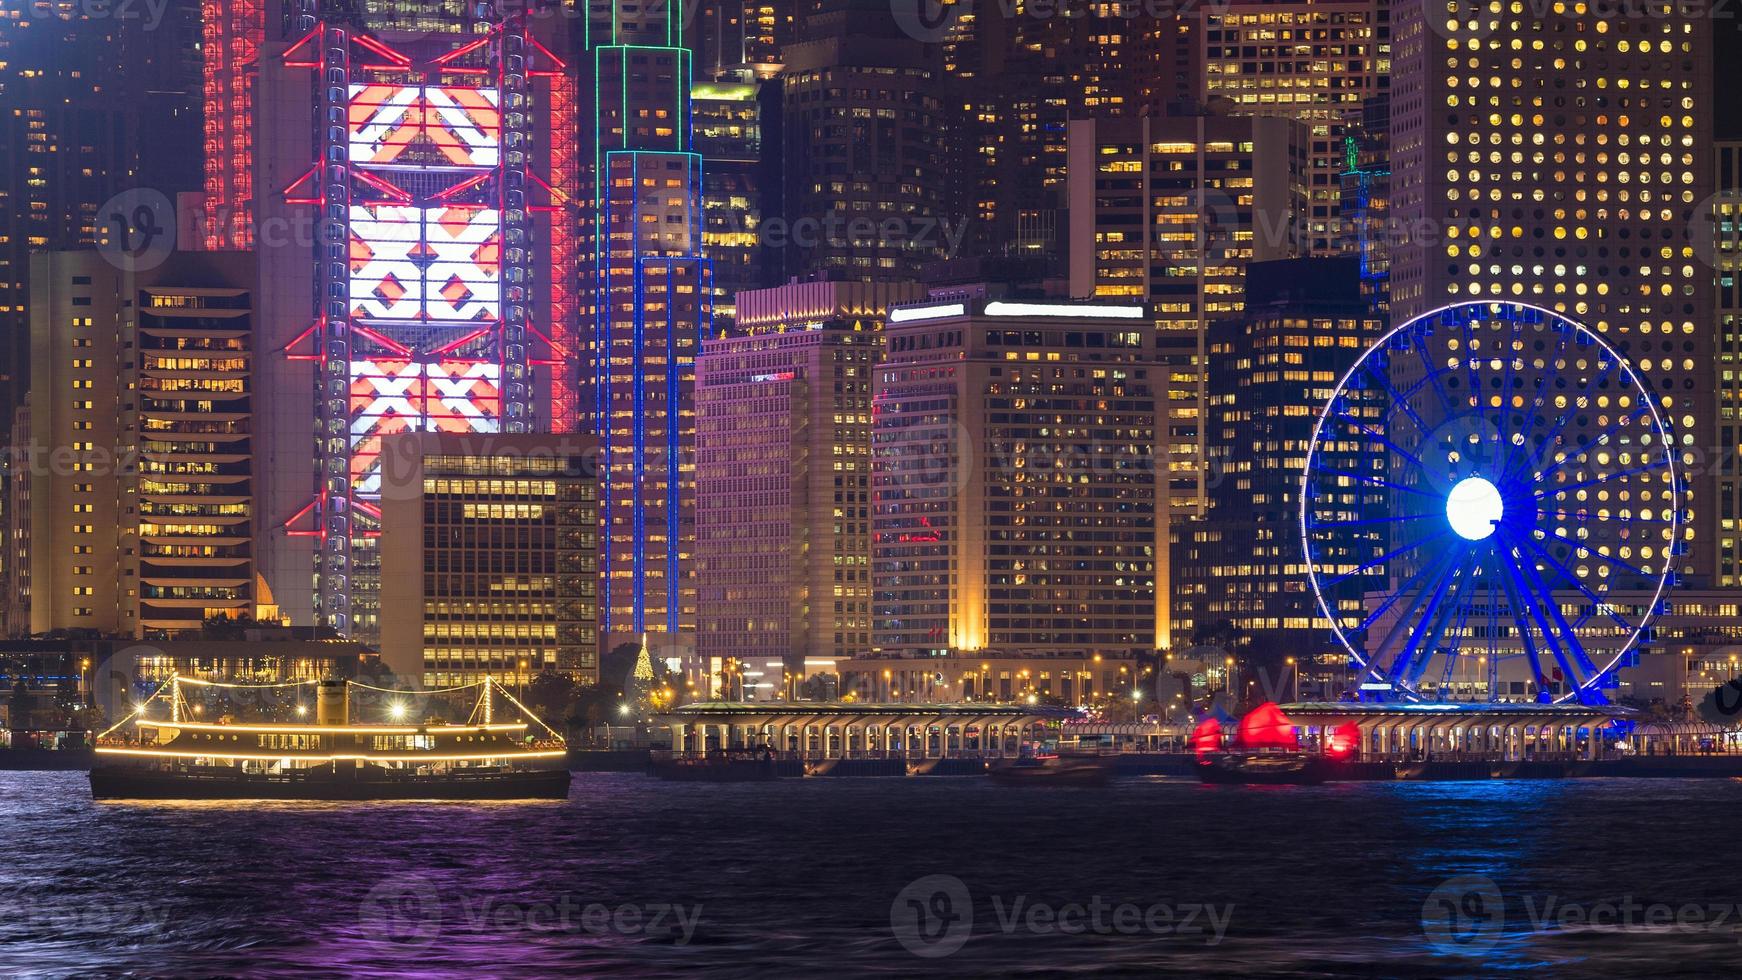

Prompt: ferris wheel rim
[{"left": 1298, "top": 300, "right": 1683, "bottom": 703}]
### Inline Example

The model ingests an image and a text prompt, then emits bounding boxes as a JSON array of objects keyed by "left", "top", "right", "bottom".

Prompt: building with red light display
[{"left": 207, "top": 1, "right": 582, "bottom": 639}]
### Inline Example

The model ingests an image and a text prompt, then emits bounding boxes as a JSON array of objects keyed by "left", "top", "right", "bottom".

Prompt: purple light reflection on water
[{"left": 2, "top": 772, "right": 1740, "bottom": 976}]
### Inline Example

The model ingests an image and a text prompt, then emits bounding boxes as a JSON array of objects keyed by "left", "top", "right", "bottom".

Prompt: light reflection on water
[{"left": 3, "top": 772, "right": 1739, "bottom": 977}]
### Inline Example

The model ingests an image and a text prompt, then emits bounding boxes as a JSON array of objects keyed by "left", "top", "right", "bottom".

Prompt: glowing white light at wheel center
[{"left": 1446, "top": 477, "right": 1504, "bottom": 542}]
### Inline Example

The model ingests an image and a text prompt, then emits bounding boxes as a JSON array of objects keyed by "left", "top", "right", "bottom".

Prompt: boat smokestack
[{"left": 317, "top": 680, "right": 348, "bottom": 727}]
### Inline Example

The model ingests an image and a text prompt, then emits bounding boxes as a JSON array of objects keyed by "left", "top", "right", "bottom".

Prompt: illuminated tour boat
[{"left": 90, "top": 676, "right": 571, "bottom": 801}]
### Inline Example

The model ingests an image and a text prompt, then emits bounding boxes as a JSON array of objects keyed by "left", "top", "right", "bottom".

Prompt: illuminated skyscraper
[
  {"left": 870, "top": 296, "right": 1166, "bottom": 663},
  {"left": 1201, "top": 0, "right": 1390, "bottom": 255},
  {"left": 579, "top": 0, "right": 713, "bottom": 644},
  {"left": 780, "top": 0, "right": 947, "bottom": 282},
  {"left": 1067, "top": 113, "right": 1310, "bottom": 521},
  {"left": 693, "top": 75, "right": 767, "bottom": 332},
  {"left": 22, "top": 250, "right": 259, "bottom": 638},
  {"left": 1390, "top": 0, "right": 1713, "bottom": 582},
  {"left": 1, "top": 1, "right": 203, "bottom": 418},
  {"left": 234, "top": 1, "right": 581, "bottom": 636},
  {"left": 1182, "top": 257, "right": 1383, "bottom": 664},
  {"left": 695, "top": 279, "right": 922, "bottom": 691}
]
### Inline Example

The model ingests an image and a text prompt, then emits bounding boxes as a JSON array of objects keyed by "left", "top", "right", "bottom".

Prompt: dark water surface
[{"left": 3, "top": 772, "right": 1741, "bottom": 977}]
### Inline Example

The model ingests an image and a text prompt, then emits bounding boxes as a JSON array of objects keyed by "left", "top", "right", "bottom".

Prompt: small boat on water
[
  {"left": 90, "top": 676, "right": 571, "bottom": 801},
  {"left": 649, "top": 748, "right": 783, "bottom": 781},
  {"left": 989, "top": 756, "right": 1112, "bottom": 787},
  {"left": 1191, "top": 701, "right": 1347, "bottom": 786},
  {"left": 1195, "top": 751, "right": 1330, "bottom": 786}
]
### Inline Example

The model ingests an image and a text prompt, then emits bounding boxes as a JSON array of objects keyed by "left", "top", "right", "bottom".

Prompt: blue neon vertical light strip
[
  {"left": 666, "top": 258, "right": 679, "bottom": 637},
  {"left": 631, "top": 153, "right": 647, "bottom": 635}
]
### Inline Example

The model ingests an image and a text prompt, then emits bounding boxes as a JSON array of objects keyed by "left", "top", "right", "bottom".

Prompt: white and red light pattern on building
[
  {"left": 277, "top": 7, "right": 578, "bottom": 633},
  {"left": 348, "top": 359, "right": 502, "bottom": 494},
  {"left": 347, "top": 84, "right": 502, "bottom": 168},
  {"left": 349, "top": 204, "right": 502, "bottom": 322}
]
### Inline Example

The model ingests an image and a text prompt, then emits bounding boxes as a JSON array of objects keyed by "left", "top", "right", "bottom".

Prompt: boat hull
[
  {"left": 89, "top": 765, "right": 572, "bottom": 801},
  {"left": 1196, "top": 753, "right": 1329, "bottom": 786},
  {"left": 988, "top": 761, "right": 1112, "bottom": 786}
]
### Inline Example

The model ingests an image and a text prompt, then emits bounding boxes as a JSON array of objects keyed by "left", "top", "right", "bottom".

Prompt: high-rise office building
[
  {"left": 1390, "top": 0, "right": 1714, "bottom": 581},
  {"left": 1337, "top": 93, "right": 1391, "bottom": 318},
  {"left": 21, "top": 250, "right": 258, "bottom": 638},
  {"left": 1201, "top": 0, "right": 1390, "bottom": 256},
  {"left": 1067, "top": 113, "right": 1310, "bottom": 521},
  {"left": 869, "top": 296, "right": 1166, "bottom": 667},
  {"left": 1714, "top": 140, "right": 1742, "bottom": 588},
  {"left": 1181, "top": 257, "right": 1384, "bottom": 664},
  {"left": 379, "top": 432, "right": 600, "bottom": 687},
  {"left": 695, "top": 279, "right": 923, "bottom": 692},
  {"left": 694, "top": 75, "right": 768, "bottom": 332},
  {"left": 579, "top": 0, "right": 713, "bottom": 648},
  {"left": 947, "top": 1, "right": 1202, "bottom": 265},
  {"left": 780, "top": 0, "right": 948, "bottom": 282},
  {"left": 696, "top": 0, "right": 793, "bottom": 80},
  {"left": 227, "top": 2, "right": 581, "bottom": 637},
  {"left": 0, "top": 2, "right": 203, "bottom": 421}
]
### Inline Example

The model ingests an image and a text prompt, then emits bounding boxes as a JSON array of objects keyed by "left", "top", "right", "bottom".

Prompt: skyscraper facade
[
  {"left": 695, "top": 280, "right": 922, "bottom": 687},
  {"left": 871, "top": 297, "right": 1166, "bottom": 661},
  {"left": 780, "top": 0, "right": 948, "bottom": 282},
  {"left": 379, "top": 431, "right": 600, "bottom": 687},
  {"left": 1, "top": 1, "right": 203, "bottom": 420},
  {"left": 237, "top": 1, "right": 581, "bottom": 637},
  {"left": 580, "top": 0, "right": 713, "bottom": 645},
  {"left": 23, "top": 250, "right": 258, "bottom": 638},
  {"left": 1390, "top": 0, "right": 1714, "bottom": 581},
  {"left": 693, "top": 75, "right": 767, "bottom": 332},
  {"left": 1201, "top": 0, "right": 1390, "bottom": 256},
  {"left": 1181, "top": 257, "right": 1383, "bottom": 664},
  {"left": 1067, "top": 113, "right": 1310, "bottom": 522}
]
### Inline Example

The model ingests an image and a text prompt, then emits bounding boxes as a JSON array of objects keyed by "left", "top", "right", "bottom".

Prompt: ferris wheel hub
[{"left": 1446, "top": 476, "right": 1503, "bottom": 542}]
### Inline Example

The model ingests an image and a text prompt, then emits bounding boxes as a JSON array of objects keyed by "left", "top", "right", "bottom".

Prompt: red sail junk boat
[{"left": 1194, "top": 703, "right": 1357, "bottom": 785}]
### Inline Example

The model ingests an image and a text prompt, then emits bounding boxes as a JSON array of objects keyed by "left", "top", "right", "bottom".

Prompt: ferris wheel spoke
[
  {"left": 1384, "top": 546, "right": 1470, "bottom": 688},
  {"left": 1311, "top": 512, "right": 1441, "bottom": 531},
  {"left": 1350, "top": 537, "right": 1461, "bottom": 637},
  {"left": 1412, "top": 345, "right": 1460, "bottom": 416},
  {"left": 1544, "top": 531, "right": 1656, "bottom": 580},
  {"left": 1362, "top": 361, "right": 1429, "bottom": 435},
  {"left": 1532, "top": 466, "right": 1665, "bottom": 511},
  {"left": 1538, "top": 509, "right": 1664, "bottom": 527},
  {"left": 1317, "top": 468, "right": 1445, "bottom": 499},
  {"left": 1334, "top": 414, "right": 1433, "bottom": 472},
  {"left": 1364, "top": 543, "right": 1464, "bottom": 674},
  {"left": 1529, "top": 404, "right": 1650, "bottom": 484},
  {"left": 1399, "top": 556, "right": 1477, "bottom": 690},
  {"left": 1322, "top": 527, "right": 1452, "bottom": 588},
  {"left": 1506, "top": 531, "right": 1636, "bottom": 633},
  {"left": 1437, "top": 573, "right": 1479, "bottom": 693},
  {"left": 1502, "top": 360, "right": 1623, "bottom": 484},
  {"left": 1534, "top": 460, "right": 1666, "bottom": 501},
  {"left": 1492, "top": 547, "right": 1560, "bottom": 697},
  {"left": 1500, "top": 532, "right": 1607, "bottom": 677},
  {"left": 1498, "top": 322, "right": 1576, "bottom": 479}
]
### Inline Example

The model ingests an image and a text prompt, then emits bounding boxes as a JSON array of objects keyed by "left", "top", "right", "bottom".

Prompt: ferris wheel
[{"left": 1300, "top": 302, "right": 1682, "bottom": 704}]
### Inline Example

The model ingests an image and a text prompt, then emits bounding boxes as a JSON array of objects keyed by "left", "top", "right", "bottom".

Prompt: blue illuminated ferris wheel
[{"left": 1300, "top": 303, "right": 1683, "bottom": 704}]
